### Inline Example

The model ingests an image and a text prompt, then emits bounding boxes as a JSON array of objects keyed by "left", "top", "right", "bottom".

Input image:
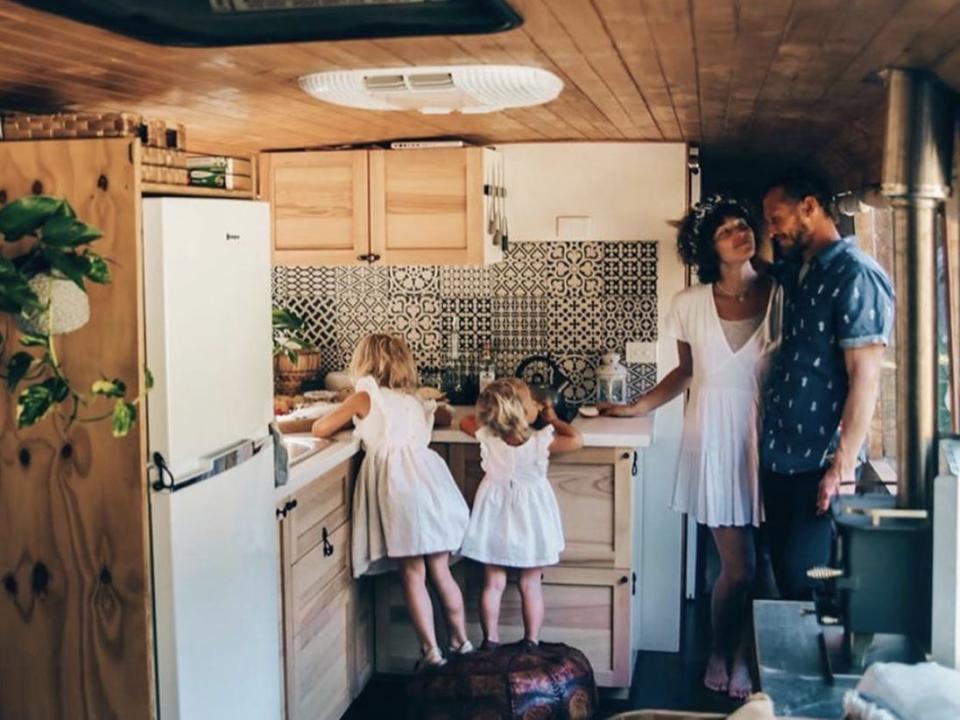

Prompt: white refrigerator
[{"left": 143, "top": 198, "right": 281, "bottom": 720}]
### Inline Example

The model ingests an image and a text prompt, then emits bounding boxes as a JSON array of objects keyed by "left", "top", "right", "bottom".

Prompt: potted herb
[
  {"left": 0, "top": 195, "right": 147, "bottom": 435},
  {"left": 272, "top": 307, "right": 321, "bottom": 394}
]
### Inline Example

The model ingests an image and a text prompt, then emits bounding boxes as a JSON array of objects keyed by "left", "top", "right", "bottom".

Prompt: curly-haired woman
[{"left": 600, "top": 196, "right": 780, "bottom": 699}]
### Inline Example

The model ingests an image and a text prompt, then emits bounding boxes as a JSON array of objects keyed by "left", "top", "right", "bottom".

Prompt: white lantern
[{"left": 596, "top": 353, "right": 628, "bottom": 404}]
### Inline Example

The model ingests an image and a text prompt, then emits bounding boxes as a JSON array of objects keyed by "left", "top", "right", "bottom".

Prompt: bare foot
[
  {"left": 727, "top": 660, "right": 753, "bottom": 700},
  {"left": 703, "top": 653, "right": 729, "bottom": 693}
]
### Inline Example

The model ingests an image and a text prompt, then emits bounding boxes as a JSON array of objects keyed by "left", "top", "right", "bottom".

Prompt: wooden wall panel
[{"left": 0, "top": 139, "right": 151, "bottom": 720}]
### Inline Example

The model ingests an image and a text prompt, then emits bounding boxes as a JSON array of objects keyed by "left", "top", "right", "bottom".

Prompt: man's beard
[{"left": 776, "top": 227, "right": 811, "bottom": 260}]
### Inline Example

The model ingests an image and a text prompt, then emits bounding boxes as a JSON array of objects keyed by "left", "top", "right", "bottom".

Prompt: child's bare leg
[
  {"left": 425, "top": 552, "right": 468, "bottom": 648},
  {"left": 399, "top": 556, "right": 438, "bottom": 653},
  {"left": 480, "top": 565, "right": 507, "bottom": 643},
  {"left": 517, "top": 567, "right": 545, "bottom": 643}
]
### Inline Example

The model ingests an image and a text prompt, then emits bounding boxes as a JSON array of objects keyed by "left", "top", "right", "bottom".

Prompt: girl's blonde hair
[
  {"left": 348, "top": 333, "right": 418, "bottom": 392},
  {"left": 476, "top": 378, "right": 532, "bottom": 443}
]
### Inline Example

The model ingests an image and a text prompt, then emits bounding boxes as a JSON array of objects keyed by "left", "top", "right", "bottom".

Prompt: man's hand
[{"left": 817, "top": 463, "right": 852, "bottom": 514}]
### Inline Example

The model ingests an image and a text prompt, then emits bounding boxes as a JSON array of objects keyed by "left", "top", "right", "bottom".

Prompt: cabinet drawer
[
  {"left": 289, "top": 458, "right": 351, "bottom": 563},
  {"left": 291, "top": 523, "right": 350, "bottom": 631}
]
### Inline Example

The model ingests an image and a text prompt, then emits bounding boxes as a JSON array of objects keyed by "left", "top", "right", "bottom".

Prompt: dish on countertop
[{"left": 578, "top": 405, "right": 600, "bottom": 418}]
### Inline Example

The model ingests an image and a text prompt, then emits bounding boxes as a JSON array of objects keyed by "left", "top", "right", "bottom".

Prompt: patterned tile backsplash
[{"left": 272, "top": 241, "right": 660, "bottom": 404}]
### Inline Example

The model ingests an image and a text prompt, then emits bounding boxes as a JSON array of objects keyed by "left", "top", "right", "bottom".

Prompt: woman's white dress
[
  {"left": 665, "top": 283, "right": 780, "bottom": 528},
  {"left": 351, "top": 376, "right": 469, "bottom": 577},
  {"left": 460, "top": 426, "right": 565, "bottom": 567}
]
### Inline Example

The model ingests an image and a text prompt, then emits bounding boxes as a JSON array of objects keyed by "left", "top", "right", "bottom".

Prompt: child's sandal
[
  {"left": 415, "top": 646, "right": 446, "bottom": 671},
  {"left": 448, "top": 640, "right": 474, "bottom": 655}
]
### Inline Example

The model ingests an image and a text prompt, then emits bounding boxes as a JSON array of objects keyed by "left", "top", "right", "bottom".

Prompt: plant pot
[
  {"left": 16, "top": 274, "right": 90, "bottom": 336},
  {"left": 274, "top": 349, "right": 321, "bottom": 395}
]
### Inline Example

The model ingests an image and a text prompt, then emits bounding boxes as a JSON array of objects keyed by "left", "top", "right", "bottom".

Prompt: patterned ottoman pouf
[{"left": 408, "top": 641, "right": 598, "bottom": 720}]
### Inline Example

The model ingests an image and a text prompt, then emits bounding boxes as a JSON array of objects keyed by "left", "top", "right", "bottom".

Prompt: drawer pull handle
[
  {"left": 322, "top": 527, "right": 334, "bottom": 557},
  {"left": 618, "top": 575, "right": 628, "bottom": 585}
]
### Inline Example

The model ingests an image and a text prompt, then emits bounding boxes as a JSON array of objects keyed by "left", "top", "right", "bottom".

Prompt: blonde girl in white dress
[
  {"left": 459, "top": 379, "right": 583, "bottom": 648},
  {"left": 599, "top": 196, "right": 779, "bottom": 699},
  {"left": 310, "top": 334, "right": 472, "bottom": 668}
]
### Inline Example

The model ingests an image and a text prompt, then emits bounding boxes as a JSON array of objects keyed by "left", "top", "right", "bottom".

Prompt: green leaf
[
  {"left": 84, "top": 252, "right": 110, "bottom": 284},
  {"left": 92, "top": 378, "right": 127, "bottom": 398},
  {"left": 111, "top": 400, "right": 136, "bottom": 437},
  {"left": 144, "top": 367, "right": 154, "bottom": 391},
  {"left": 42, "top": 376, "right": 69, "bottom": 403},
  {"left": 272, "top": 307, "right": 304, "bottom": 331},
  {"left": 19, "top": 333, "right": 48, "bottom": 348},
  {"left": 40, "top": 215, "right": 102, "bottom": 248},
  {"left": 16, "top": 383, "right": 54, "bottom": 427},
  {"left": 6, "top": 352, "right": 34, "bottom": 391},
  {"left": 55, "top": 200, "right": 76, "bottom": 219},
  {"left": 0, "top": 196, "right": 65, "bottom": 242},
  {"left": 44, "top": 249, "right": 90, "bottom": 289},
  {"left": 0, "top": 257, "right": 40, "bottom": 314}
]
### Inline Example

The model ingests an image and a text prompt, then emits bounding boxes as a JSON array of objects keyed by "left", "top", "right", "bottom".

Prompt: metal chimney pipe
[{"left": 880, "top": 68, "right": 954, "bottom": 510}]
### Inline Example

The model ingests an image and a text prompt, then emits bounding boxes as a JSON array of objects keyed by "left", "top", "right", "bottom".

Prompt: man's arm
[{"left": 817, "top": 344, "right": 885, "bottom": 513}]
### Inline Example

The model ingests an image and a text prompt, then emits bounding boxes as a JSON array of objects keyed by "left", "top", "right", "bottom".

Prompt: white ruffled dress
[
  {"left": 350, "top": 376, "right": 469, "bottom": 577},
  {"left": 460, "top": 426, "right": 565, "bottom": 568},
  {"left": 665, "top": 283, "right": 780, "bottom": 528}
]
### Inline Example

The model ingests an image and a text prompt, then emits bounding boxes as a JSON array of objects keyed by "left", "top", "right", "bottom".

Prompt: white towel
[{"left": 843, "top": 662, "right": 960, "bottom": 720}]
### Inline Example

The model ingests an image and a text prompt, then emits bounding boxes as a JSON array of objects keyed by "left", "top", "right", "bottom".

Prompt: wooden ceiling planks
[
  {"left": 690, "top": 0, "right": 737, "bottom": 143},
  {"left": 591, "top": 0, "right": 683, "bottom": 139},
  {"left": 638, "top": 0, "right": 702, "bottom": 140},
  {"left": 1, "top": 0, "right": 960, "bottom": 180},
  {"left": 533, "top": 0, "right": 663, "bottom": 138}
]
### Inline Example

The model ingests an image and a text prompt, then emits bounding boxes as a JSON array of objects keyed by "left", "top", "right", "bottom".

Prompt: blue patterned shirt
[{"left": 761, "top": 237, "right": 894, "bottom": 474}]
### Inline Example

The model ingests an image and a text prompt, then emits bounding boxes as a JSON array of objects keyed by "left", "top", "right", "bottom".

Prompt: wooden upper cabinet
[
  {"left": 261, "top": 150, "right": 369, "bottom": 266},
  {"left": 262, "top": 147, "right": 503, "bottom": 266},
  {"left": 370, "top": 147, "right": 500, "bottom": 265}
]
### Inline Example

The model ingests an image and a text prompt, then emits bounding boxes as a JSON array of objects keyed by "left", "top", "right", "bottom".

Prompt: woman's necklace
[{"left": 714, "top": 280, "right": 755, "bottom": 302}]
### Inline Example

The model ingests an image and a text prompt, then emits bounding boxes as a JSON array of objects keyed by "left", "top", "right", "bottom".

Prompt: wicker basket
[
  {"left": 1, "top": 112, "right": 185, "bottom": 149},
  {"left": 274, "top": 350, "right": 322, "bottom": 395}
]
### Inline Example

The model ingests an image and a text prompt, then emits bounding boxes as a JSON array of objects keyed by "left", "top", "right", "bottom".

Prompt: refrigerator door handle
[{"left": 151, "top": 435, "right": 273, "bottom": 493}]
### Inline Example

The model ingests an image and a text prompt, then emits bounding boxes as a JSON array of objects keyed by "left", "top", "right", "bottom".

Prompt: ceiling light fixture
[{"left": 298, "top": 65, "right": 563, "bottom": 115}]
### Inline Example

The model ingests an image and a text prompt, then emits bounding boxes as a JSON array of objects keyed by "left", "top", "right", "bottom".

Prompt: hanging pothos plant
[{"left": 0, "top": 195, "right": 149, "bottom": 436}]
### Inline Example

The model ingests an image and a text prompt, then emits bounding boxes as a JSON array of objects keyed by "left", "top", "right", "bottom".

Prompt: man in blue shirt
[{"left": 761, "top": 168, "right": 894, "bottom": 600}]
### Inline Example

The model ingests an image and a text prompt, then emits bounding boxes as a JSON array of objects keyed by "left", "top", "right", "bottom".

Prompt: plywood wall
[{"left": 0, "top": 139, "right": 152, "bottom": 720}]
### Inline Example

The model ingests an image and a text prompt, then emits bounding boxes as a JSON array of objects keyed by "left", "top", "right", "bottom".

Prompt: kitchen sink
[{"left": 282, "top": 436, "right": 332, "bottom": 465}]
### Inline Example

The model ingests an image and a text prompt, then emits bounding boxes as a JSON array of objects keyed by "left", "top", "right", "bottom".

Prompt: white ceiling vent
[{"left": 298, "top": 65, "right": 564, "bottom": 115}]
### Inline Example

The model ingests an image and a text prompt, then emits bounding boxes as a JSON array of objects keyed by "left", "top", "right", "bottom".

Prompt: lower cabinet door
[
  {"left": 373, "top": 561, "right": 632, "bottom": 688},
  {"left": 287, "top": 577, "right": 352, "bottom": 720},
  {"left": 460, "top": 563, "right": 633, "bottom": 688}
]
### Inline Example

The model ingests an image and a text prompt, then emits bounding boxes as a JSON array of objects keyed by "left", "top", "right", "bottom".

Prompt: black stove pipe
[{"left": 880, "top": 68, "right": 954, "bottom": 510}]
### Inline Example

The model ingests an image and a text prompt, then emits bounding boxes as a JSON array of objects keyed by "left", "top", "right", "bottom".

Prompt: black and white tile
[
  {"left": 271, "top": 240, "right": 661, "bottom": 399},
  {"left": 440, "top": 297, "right": 492, "bottom": 352},
  {"left": 628, "top": 362, "right": 659, "bottom": 398}
]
